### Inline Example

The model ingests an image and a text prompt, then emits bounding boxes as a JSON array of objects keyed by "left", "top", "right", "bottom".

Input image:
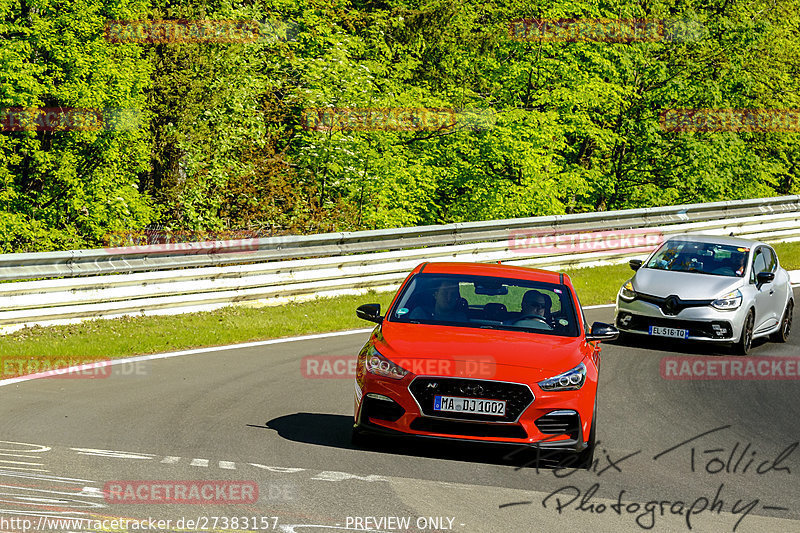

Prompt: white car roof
[{"left": 664, "top": 234, "right": 768, "bottom": 249}]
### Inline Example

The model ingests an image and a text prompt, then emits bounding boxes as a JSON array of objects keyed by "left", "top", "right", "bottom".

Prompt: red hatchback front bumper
[{"left": 354, "top": 370, "right": 595, "bottom": 452}]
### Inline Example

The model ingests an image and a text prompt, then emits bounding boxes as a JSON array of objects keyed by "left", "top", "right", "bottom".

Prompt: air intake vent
[{"left": 535, "top": 410, "right": 580, "bottom": 439}]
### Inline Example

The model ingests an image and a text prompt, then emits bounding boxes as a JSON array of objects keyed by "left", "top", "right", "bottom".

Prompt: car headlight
[
  {"left": 538, "top": 363, "right": 586, "bottom": 391},
  {"left": 365, "top": 346, "right": 409, "bottom": 380},
  {"left": 619, "top": 280, "right": 637, "bottom": 302},
  {"left": 711, "top": 289, "right": 742, "bottom": 310}
]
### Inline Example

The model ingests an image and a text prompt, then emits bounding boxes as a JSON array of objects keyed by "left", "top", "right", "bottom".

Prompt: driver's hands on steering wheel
[
  {"left": 512, "top": 314, "right": 548, "bottom": 324},
  {"left": 511, "top": 314, "right": 553, "bottom": 329}
]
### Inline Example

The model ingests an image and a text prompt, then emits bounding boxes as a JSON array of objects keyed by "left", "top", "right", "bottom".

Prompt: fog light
[{"left": 710, "top": 322, "right": 731, "bottom": 338}]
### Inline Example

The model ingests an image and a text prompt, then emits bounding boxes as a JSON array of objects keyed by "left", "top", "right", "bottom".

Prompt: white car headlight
[
  {"left": 538, "top": 363, "right": 586, "bottom": 391},
  {"left": 619, "top": 280, "right": 636, "bottom": 302},
  {"left": 365, "top": 346, "right": 409, "bottom": 380},
  {"left": 711, "top": 289, "right": 742, "bottom": 310}
]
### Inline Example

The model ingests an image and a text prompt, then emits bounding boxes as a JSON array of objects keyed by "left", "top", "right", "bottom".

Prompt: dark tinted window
[
  {"left": 389, "top": 273, "right": 580, "bottom": 337},
  {"left": 753, "top": 248, "right": 768, "bottom": 274},
  {"left": 765, "top": 247, "right": 778, "bottom": 272}
]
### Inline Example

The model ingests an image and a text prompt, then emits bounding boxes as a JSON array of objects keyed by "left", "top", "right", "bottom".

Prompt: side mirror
[
  {"left": 629, "top": 259, "right": 643, "bottom": 271},
  {"left": 356, "top": 303, "right": 383, "bottom": 323},
  {"left": 756, "top": 272, "right": 775, "bottom": 286},
  {"left": 586, "top": 321, "right": 619, "bottom": 342}
]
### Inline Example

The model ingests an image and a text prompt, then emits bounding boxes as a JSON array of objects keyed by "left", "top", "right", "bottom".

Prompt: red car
[{"left": 352, "top": 262, "right": 618, "bottom": 467}]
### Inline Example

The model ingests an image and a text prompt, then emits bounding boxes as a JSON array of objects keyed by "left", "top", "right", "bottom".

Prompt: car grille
[
  {"left": 409, "top": 418, "right": 527, "bottom": 438},
  {"left": 408, "top": 377, "right": 534, "bottom": 422},
  {"left": 634, "top": 293, "right": 713, "bottom": 316},
  {"left": 617, "top": 313, "right": 733, "bottom": 339}
]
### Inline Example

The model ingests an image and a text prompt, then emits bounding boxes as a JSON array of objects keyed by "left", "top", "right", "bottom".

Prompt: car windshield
[
  {"left": 388, "top": 273, "right": 580, "bottom": 337},
  {"left": 644, "top": 241, "right": 750, "bottom": 277}
]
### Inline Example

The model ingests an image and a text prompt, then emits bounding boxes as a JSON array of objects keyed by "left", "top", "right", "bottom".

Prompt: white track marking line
[
  {"left": 0, "top": 328, "right": 374, "bottom": 388},
  {"left": 0, "top": 493, "right": 107, "bottom": 509},
  {"left": 0, "top": 442, "right": 51, "bottom": 453},
  {"left": 0, "top": 471, "right": 93, "bottom": 484},
  {"left": 0, "top": 510, "right": 93, "bottom": 520},
  {"left": 0, "top": 460, "right": 42, "bottom": 466},
  {"left": 189, "top": 458, "right": 209, "bottom": 467},
  {"left": 160, "top": 456, "right": 180, "bottom": 464},
  {"left": 249, "top": 464, "right": 305, "bottom": 473},
  {"left": 0, "top": 466, "right": 48, "bottom": 472},
  {"left": 77, "top": 487, "right": 105, "bottom": 498},
  {"left": 219, "top": 461, "right": 236, "bottom": 470},
  {"left": 69, "top": 447, "right": 154, "bottom": 460},
  {"left": 0, "top": 485, "right": 99, "bottom": 498},
  {"left": 0, "top": 454, "right": 39, "bottom": 459}
]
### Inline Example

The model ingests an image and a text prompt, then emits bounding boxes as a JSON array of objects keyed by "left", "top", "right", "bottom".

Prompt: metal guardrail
[{"left": 2, "top": 195, "right": 800, "bottom": 333}]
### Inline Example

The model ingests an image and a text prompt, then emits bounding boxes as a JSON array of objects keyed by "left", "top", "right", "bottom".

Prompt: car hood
[
  {"left": 374, "top": 321, "right": 586, "bottom": 376},
  {"left": 633, "top": 268, "right": 744, "bottom": 299}
]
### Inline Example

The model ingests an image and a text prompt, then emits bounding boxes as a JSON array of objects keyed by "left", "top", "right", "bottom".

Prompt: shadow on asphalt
[
  {"left": 254, "top": 413, "right": 577, "bottom": 471},
  {"left": 609, "top": 332, "right": 769, "bottom": 355}
]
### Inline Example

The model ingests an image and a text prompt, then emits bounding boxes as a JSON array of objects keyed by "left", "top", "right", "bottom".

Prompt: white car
[{"left": 614, "top": 235, "right": 793, "bottom": 354}]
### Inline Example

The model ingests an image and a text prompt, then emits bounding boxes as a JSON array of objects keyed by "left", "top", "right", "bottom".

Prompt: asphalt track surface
[{"left": 0, "top": 293, "right": 798, "bottom": 533}]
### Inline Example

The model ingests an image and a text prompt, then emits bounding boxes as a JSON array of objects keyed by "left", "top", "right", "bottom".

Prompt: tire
[
  {"left": 770, "top": 300, "right": 793, "bottom": 343},
  {"left": 574, "top": 406, "right": 596, "bottom": 470},
  {"left": 734, "top": 310, "right": 754, "bottom": 356}
]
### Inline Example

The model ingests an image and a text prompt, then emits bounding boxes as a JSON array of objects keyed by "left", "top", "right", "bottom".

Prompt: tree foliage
[{"left": 2, "top": 0, "right": 799, "bottom": 251}]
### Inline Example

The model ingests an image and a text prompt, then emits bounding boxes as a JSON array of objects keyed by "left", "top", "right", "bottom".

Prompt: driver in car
[
  {"left": 508, "top": 290, "right": 554, "bottom": 329},
  {"left": 733, "top": 251, "right": 747, "bottom": 276},
  {"left": 408, "top": 279, "right": 469, "bottom": 322}
]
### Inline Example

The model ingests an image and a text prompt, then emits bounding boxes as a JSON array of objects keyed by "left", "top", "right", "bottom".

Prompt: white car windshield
[{"left": 645, "top": 241, "right": 749, "bottom": 277}]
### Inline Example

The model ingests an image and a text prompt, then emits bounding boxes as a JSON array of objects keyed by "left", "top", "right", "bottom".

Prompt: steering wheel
[{"left": 512, "top": 314, "right": 549, "bottom": 325}]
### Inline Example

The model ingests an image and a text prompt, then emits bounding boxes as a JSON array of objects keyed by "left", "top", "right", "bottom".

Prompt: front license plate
[
  {"left": 649, "top": 325, "right": 689, "bottom": 339},
  {"left": 433, "top": 395, "right": 506, "bottom": 416}
]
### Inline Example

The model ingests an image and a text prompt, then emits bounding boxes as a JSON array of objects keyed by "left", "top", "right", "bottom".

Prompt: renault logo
[{"left": 664, "top": 295, "right": 680, "bottom": 315}]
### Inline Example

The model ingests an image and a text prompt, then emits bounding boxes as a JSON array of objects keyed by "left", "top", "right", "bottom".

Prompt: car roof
[
  {"left": 665, "top": 234, "right": 767, "bottom": 248},
  {"left": 414, "top": 262, "right": 566, "bottom": 285}
]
